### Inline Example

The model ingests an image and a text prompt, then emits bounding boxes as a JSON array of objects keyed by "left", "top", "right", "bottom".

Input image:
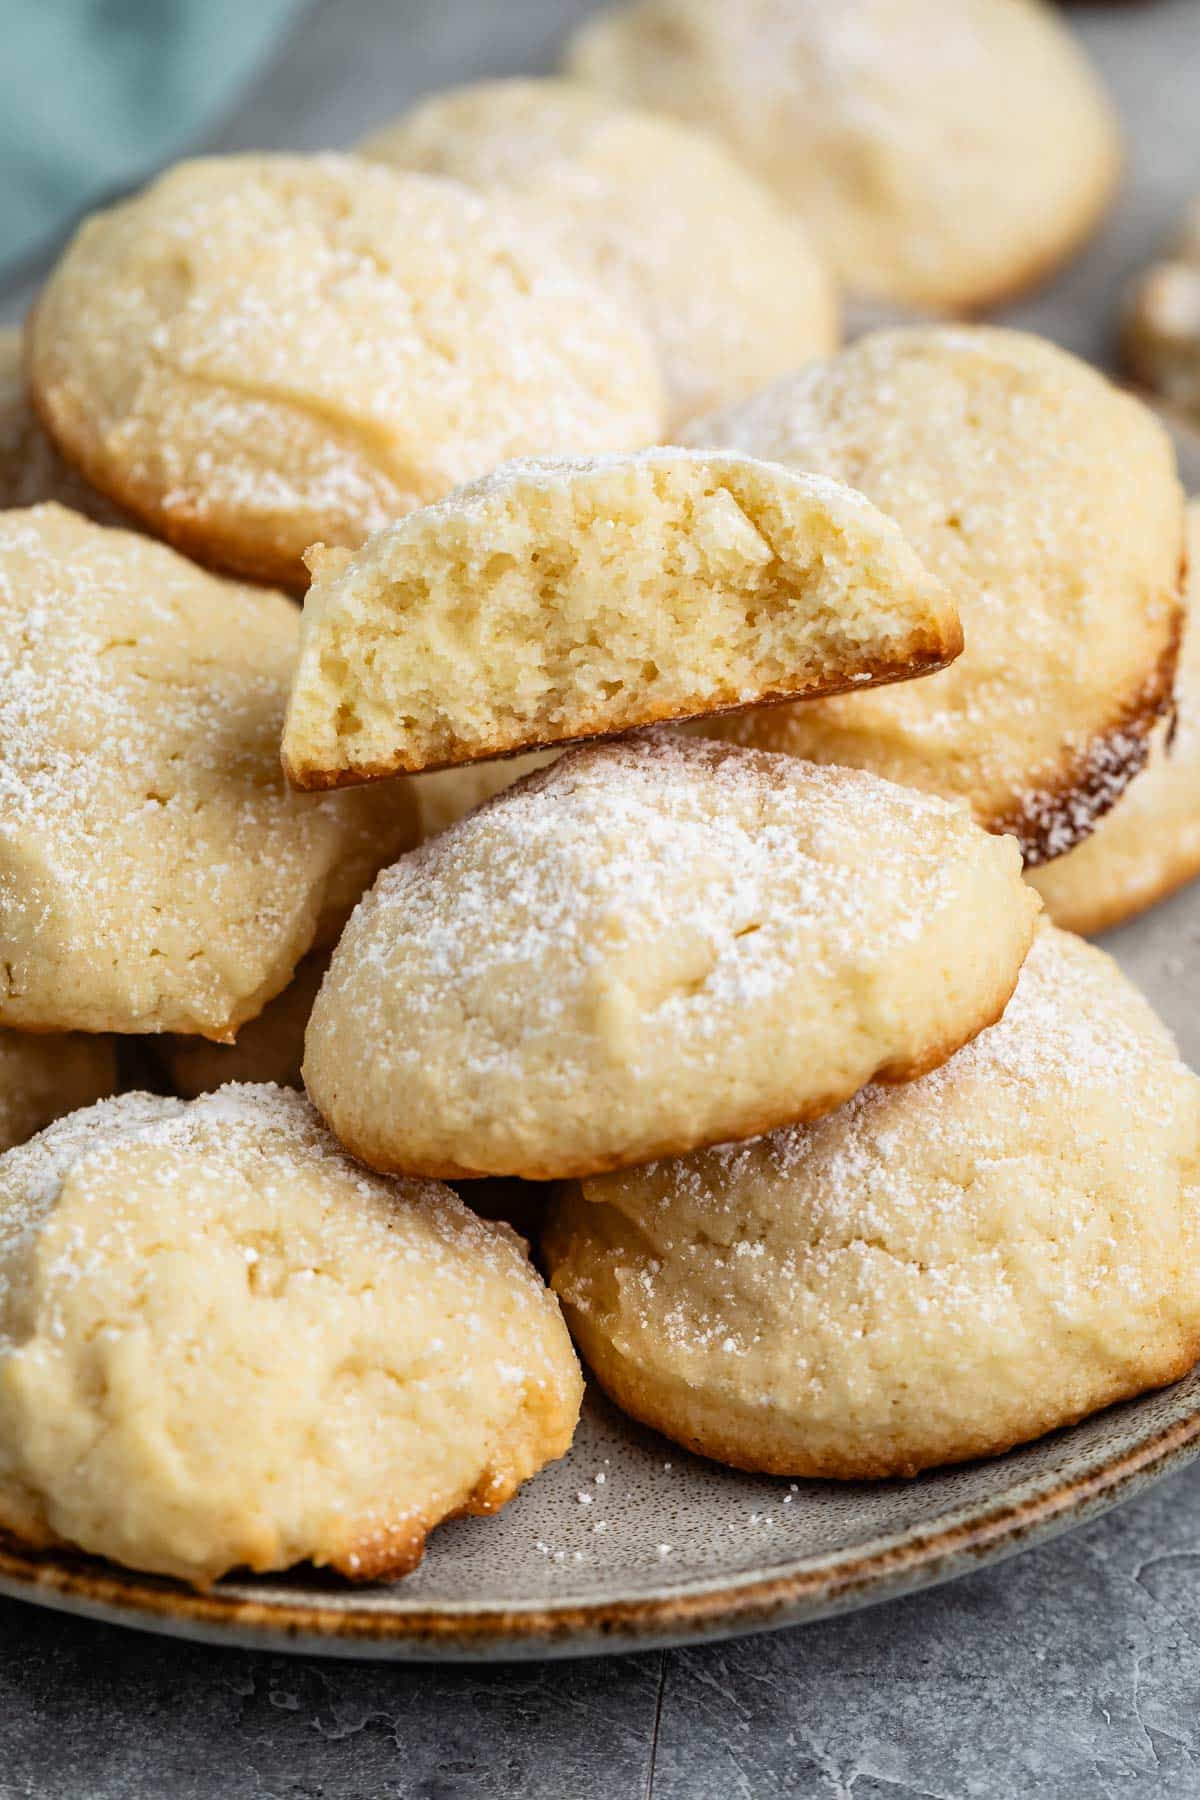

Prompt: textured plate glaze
[
  {"left": 3, "top": 1367, "right": 1200, "bottom": 1662},
  {"left": 2, "top": 435, "right": 1198, "bottom": 1664}
]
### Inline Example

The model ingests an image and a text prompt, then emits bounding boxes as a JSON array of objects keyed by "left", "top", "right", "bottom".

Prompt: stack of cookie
[{"left": 0, "top": 0, "right": 1197, "bottom": 1594}]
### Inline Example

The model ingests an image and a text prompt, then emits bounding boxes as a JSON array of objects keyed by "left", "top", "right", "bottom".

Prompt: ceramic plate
[{"left": 2, "top": 425, "right": 1199, "bottom": 1663}]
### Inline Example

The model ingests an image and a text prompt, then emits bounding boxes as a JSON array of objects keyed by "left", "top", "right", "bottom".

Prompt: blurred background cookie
[
  {"left": 566, "top": 0, "right": 1120, "bottom": 314},
  {"left": 360, "top": 77, "right": 838, "bottom": 431},
  {"left": 0, "top": 506, "right": 416, "bottom": 1039},
  {"left": 1123, "top": 197, "right": 1200, "bottom": 420}
]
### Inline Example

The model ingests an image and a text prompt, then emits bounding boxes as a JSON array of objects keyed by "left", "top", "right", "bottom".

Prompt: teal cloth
[{"left": 0, "top": 0, "right": 301, "bottom": 271}]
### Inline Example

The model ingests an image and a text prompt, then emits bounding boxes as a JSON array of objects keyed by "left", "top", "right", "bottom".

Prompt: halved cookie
[
  {"left": 544, "top": 925, "right": 1200, "bottom": 1477},
  {"left": 360, "top": 77, "right": 838, "bottom": 431},
  {"left": 303, "top": 734, "right": 1040, "bottom": 1181},
  {"left": 684, "top": 328, "right": 1186, "bottom": 862},
  {"left": 1030, "top": 500, "right": 1200, "bottom": 933},
  {"left": 281, "top": 449, "right": 961, "bottom": 787},
  {"left": 0, "top": 1086, "right": 582, "bottom": 1584},
  {"left": 27, "top": 155, "right": 664, "bottom": 590},
  {"left": 0, "top": 506, "right": 417, "bottom": 1038}
]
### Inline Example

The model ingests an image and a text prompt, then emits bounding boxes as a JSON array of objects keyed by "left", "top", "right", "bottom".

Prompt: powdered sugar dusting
[
  {"left": 306, "top": 730, "right": 1034, "bottom": 1179},
  {"left": 0, "top": 1083, "right": 547, "bottom": 1344},
  {"left": 684, "top": 327, "right": 1183, "bottom": 858},
  {"left": 0, "top": 505, "right": 407, "bottom": 1035},
  {"left": 36, "top": 155, "right": 663, "bottom": 565},
  {"left": 549, "top": 927, "right": 1200, "bottom": 1479},
  {"left": 337, "top": 731, "right": 986, "bottom": 1071}
]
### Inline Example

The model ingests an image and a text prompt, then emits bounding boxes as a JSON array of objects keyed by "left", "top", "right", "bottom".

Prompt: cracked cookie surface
[
  {"left": 0, "top": 1085, "right": 581, "bottom": 1584},
  {"left": 27, "top": 155, "right": 664, "bottom": 590}
]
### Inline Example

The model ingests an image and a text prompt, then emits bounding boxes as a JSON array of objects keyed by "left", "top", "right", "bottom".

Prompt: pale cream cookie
[
  {"left": 683, "top": 328, "right": 1185, "bottom": 862},
  {"left": 0, "top": 1030, "right": 118, "bottom": 1152},
  {"left": 0, "top": 1085, "right": 582, "bottom": 1584},
  {"left": 544, "top": 925, "right": 1200, "bottom": 1477},
  {"left": 303, "top": 734, "right": 1040, "bottom": 1181},
  {"left": 281, "top": 449, "right": 961, "bottom": 787},
  {"left": 566, "top": 0, "right": 1120, "bottom": 312},
  {"left": 360, "top": 77, "right": 839, "bottom": 430},
  {"left": 0, "top": 506, "right": 417, "bottom": 1039},
  {"left": 28, "top": 154, "right": 664, "bottom": 590},
  {"left": 1030, "top": 501, "right": 1200, "bottom": 933}
]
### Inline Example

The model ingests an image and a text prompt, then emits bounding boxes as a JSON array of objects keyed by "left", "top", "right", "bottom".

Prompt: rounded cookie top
[
  {"left": 1031, "top": 501, "right": 1200, "bottom": 934},
  {"left": 1122, "top": 197, "right": 1200, "bottom": 422},
  {"left": 0, "top": 505, "right": 416, "bottom": 1038},
  {"left": 410, "top": 751, "right": 562, "bottom": 844},
  {"left": 27, "top": 154, "right": 664, "bottom": 589},
  {"left": 361, "top": 76, "right": 838, "bottom": 429},
  {"left": 303, "top": 732, "right": 1040, "bottom": 1181},
  {"left": 544, "top": 925, "right": 1200, "bottom": 1478},
  {"left": 683, "top": 327, "right": 1185, "bottom": 862},
  {"left": 0, "top": 1084, "right": 582, "bottom": 1584},
  {"left": 566, "top": 0, "right": 1119, "bottom": 311}
]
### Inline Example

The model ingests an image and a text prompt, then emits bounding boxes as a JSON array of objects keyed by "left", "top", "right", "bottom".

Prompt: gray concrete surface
[{"left": 5, "top": 1455, "right": 1200, "bottom": 1797}]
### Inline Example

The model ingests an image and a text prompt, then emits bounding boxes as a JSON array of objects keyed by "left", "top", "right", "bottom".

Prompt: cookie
[
  {"left": 0, "top": 506, "right": 416, "bottom": 1038},
  {"left": 0, "top": 1030, "right": 118, "bottom": 1152},
  {"left": 281, "top": 449, "right": 961, "bottom": 787},
  {"left": 156, "top": 954, "right": 327, "bottom": 1098},
  {"left": 0, "top": 330, "right": 124, "bottom": 522},
  {"left": 684, "top": 328, "right": 1185, "bottom": 862},
  {"left": 1030, "top": 501, "right": 1200, "bottom": 933},
  {"left": 1122, "top": 198, "right": 1200, "bottom": 422},
  {"left": 566, "top": 0, "right": 1119, "bottom": 312},
  {"left": 360, "top": 77, "right": 838, "bottom": 430},
  {"left": 0, "top": 1086, "right": 581, "bottom": 1584},
  {"left": 544, "top": 925, "right": 1200, "bottom": 1477},
  {"left": 303, "top": 734, "right": 1039, "bottom": 1181},
  {"left": 27, "top": 154, "right": 664, "bottom": 591}
]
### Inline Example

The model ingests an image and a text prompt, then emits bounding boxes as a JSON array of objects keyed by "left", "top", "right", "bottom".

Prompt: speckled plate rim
[{"left": 3, "top": 1382, "right": 1200, "bottom": 1661}]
